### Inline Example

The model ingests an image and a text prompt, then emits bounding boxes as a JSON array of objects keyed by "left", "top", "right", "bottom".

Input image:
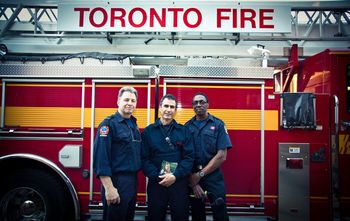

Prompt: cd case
[{"left": 159, "top": 160, "right": 178, "bottom": 175}]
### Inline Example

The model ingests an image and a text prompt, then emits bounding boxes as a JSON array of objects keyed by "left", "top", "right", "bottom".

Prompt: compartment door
[
  {"left": 162, "top": 78, "right": 277, "bottom": 208},
  {"left": 90, "top": 79, "right": 153, "bottom": 203}
]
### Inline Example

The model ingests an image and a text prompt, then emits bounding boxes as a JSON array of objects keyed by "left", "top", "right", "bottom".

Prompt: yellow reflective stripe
[
  {"left": 329, "top": 51, "right": 350, "bottom": 55},
  {"left": 4, "top": 107, "right": 277, "bottom": 131},
  {"left": 175, "top": 109, "right": 278, "bottom": 131},
  {"left": 93, "top": 108, "right": 154, "bottom": 129},
  {"left": 265, "top": 111, "right": 279, "bottom": 131},
  {"left": 5, "top": 107, "right": 82, "bottom": 127},
  {"left": 339, "top": 134, "right": 350, "bottom": 155},
  {"left": 5, "top": 107, "right": 153, "bottom": 129},
  {"left": 78, "top": 192, "right": 101, "bottom": 195}
]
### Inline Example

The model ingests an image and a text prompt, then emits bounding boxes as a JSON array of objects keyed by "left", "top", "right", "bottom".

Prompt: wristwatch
[{"left": 198, "top": 170, "right": 205, "bottom": 178}]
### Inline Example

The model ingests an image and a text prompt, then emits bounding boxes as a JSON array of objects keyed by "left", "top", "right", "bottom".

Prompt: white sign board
[{"left": 58, "top": 1, "right": 291, "bottom": 33}]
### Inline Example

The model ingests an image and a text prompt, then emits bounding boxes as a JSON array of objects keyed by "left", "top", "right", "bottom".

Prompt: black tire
[{"left": 0, "top": 168, "right": 72, "bottom": 221}]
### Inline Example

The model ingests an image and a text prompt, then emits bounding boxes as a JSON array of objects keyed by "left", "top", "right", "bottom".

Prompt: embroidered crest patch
[
  {"left": 210, "top": 126, "right": 215, "bottom": 130},
  {"left": 99, "top": 126, "right": 109, "bottom": 137}
]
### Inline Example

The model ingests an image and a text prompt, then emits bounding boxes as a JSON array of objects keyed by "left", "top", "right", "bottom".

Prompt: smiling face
[
  {"left": 159, "top": 98, "right": 176, "bottom": 124},
  {"left": 192, "top": 94, "right": 209, "bottom": 118},
  {"left": 117, "top": 91, "right": 137, "bottom": 118}
]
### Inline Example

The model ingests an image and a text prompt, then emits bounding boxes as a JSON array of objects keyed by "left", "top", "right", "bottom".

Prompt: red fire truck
[{"left": 0, "top": 46, "right": 349, "bottom": 221}]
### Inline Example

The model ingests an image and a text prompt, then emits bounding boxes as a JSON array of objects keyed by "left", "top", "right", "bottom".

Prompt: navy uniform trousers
[
  {"left": 102, "top": 173, "right": 137, "bottom": 221},
  {"left": 190, "top": 170, "right": 229, "bottom": 221},
  {"left": 147, "top": 178, "right": 189, "bottom": 221}
]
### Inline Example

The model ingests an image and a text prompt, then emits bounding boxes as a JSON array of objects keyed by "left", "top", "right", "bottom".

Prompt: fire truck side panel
[
  {"left": 273, "top": 94, "right": 331, "bottom": 221},
  {"left": 264, "top": 94, "right": 331, "bottom": 221},
  {"left": 298, "top": 50, "right": 350, "bottom": 219},
  {"left": 3, "top": 82, "right": 83, "bottom": 129},
  {"left": 0, "top": 80, "right": 86, "bottom": 220},
  {"left": 161, "top": 77, "right": 333, "bottom": 220},
  {"left": 0, "top": 77, "right": 155, "bottom": 219},
  {"left": 91, "top": 81, "right": 153, "bottom": 204},
  {"left": 1, "top": 52, "right": 348, "bottom": 220},
  {"left": 334, "top": 53, "right": 350, "bottom": 219},
  {"left": 161, "top": 78, "right": 279, "bottom": 217}
]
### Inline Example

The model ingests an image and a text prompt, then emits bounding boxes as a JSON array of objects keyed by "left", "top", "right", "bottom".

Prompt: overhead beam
[
  {"left": 2, "top": 42, "right": 344, "bottom": 58},
  {"left": 0, "top": 4, "right": 22, "bottom": 37},
  {"left": 0, "top": 0, "right": 349, "bottom": 65}
]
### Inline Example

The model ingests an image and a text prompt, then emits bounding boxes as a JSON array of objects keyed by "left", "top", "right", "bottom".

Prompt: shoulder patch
[
  {"left": 99, "top": 126, "right": 109, "bottom": 137},
  {"left": 224, "top": 125, "right": 228, "bottom": 134}
]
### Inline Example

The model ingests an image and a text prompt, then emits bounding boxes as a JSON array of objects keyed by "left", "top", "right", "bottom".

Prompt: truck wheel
[{"left": 0, "top": 168, "right": 72, "bottom": 221}]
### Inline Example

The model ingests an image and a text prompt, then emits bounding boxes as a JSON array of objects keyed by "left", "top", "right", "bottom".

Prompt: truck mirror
[{"left": 280, "top": 92, "right": 316, "bottom": 129}]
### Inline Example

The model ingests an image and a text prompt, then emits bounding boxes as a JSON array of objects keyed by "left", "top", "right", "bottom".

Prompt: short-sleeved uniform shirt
[{"left": 185, "top": 113, "right": 232, "bottom": 168}]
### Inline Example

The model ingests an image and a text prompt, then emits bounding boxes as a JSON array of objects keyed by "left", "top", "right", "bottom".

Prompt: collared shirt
[
  {"left": 141, "top": 119, "right": 194, "bottom": 181},
  {"left": 185, "top": 113, "right": 232, "bottom": 167},
  {"left": 93, "top": 112, "right": 141, "bottom": 177}
]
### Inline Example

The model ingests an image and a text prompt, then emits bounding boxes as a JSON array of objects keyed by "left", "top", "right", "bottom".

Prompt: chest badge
[
  {"left": 210, "top": 126, "right": 215, "bottom": 130},
  {"left": 99, "top": 126, "right": 109, "bottom": 137}
]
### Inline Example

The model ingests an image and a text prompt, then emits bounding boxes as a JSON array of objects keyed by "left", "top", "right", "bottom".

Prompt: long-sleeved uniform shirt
[
  {"left": 93, "top": 112, "right": 141, "bottom": 177},
  {"left": 141, "top": 119, "right": 194, "bottom": 181}
]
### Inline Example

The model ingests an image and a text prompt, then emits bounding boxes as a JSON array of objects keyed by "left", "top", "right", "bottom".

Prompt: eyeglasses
[
  {"left": 132, "top": 129, "right": 142, "bottom": 143},
  {"left": 126, "top": 124, "right": 142, "bottom": 142},
  {"left": 192, "top": 100, "right": 207, "bottom": 105}
]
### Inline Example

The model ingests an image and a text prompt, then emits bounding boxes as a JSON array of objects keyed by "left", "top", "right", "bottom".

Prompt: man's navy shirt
[
  {"left": 93, "top": 112, "right": 141, "bottom": 177},
  {"left": 185, "top": 113, "right": 232, "bottom": 167},
  {"left": 141, "top": 119, "right": 194, "bottom": 181}
]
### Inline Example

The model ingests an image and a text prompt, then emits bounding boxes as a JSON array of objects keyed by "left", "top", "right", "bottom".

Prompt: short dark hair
[
  {"left": 118, "top": 86, "right": 138, "bottom": 101},
  {"left": 160, "top": 94, "right": 177, "bottom": 108},
  {"left": 193, "top": 92, "right": 209, "bottom": 103}
]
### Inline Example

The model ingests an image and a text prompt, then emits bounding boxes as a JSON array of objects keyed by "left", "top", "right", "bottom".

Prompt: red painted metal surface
[
  {"left": 6, "top": 84, "right": 82, "bottom": 107},
  {"left": 1, "top": 50, "right": 349, "bottom": 220},
  {"left": 298, "top": 49, "right": 350, "bottom": 219}
]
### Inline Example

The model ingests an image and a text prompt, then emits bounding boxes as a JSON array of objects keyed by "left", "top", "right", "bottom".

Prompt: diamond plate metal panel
[
  {"left": 159, "top": 66, "right": 274, "bottom": 79},
  {"left": 0, "top": 63, "right": 156, "bottom": 78},
  {"left": 188, "top": 58, "right": 261, "bottom": 67}
]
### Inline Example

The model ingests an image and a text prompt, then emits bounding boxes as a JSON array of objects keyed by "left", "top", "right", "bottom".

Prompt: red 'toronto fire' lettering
[{"left": 74, "top": 7, "right": 275, "bottom": 30}]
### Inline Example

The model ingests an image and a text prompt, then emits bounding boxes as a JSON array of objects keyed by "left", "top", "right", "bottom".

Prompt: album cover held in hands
[{"left": 159, "top": 160, "right": 178, "bottom": 175}]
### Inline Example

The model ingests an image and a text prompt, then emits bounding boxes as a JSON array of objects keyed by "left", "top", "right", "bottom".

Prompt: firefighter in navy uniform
[
  {"left": 185, "top": 92, "right": 232, "bottom": 221},
  {"left": 93, "top": 86, "right": 141, "bottom": 221},
  {"left": 141, "top": 94, "right": 194, "bottom": 221}
]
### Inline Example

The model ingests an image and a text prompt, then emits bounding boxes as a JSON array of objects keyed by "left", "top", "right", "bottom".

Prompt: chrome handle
[{"left": 334, "top": 95, "right": 339, "bottom": 134}]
